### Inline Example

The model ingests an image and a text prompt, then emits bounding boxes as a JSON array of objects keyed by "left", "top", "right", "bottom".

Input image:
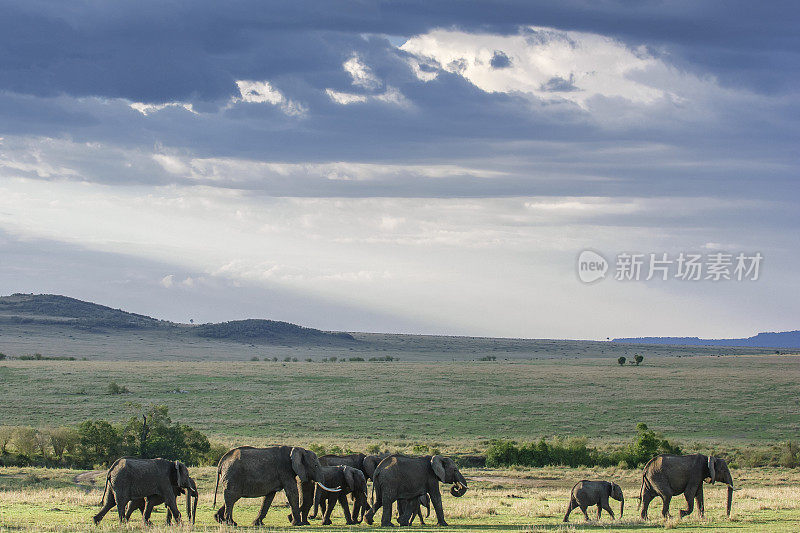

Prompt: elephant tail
[
  {"left": 99, "top": 472, "right": 110, "bottom": 506},
  {"left": 213, "top": 465, "right": 222, "bottom": 508}
]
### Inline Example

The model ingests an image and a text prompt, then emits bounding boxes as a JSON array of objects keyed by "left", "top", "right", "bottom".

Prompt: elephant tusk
[{"left": 316, "top": 482, "right": 342, "bottom": 492}]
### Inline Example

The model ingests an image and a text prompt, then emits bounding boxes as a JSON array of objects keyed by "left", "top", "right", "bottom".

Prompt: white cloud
[
  {"left": 160, "top": 274, "right": 174, "bottom": 288},
  {"left": 401, "top": 27, "right": 700, "bottom": 108},
  {"left": 233, "top": 80, "right": 307, "bottom": 116},
  {"left": 343, "top": 55, "right": 381, "bottom": 89},
  {"left": 325, "top": 89, "right": 368, "bottom": 105},
  {"left": 130, "top": 102, "right": 196, "bottom": 115}
]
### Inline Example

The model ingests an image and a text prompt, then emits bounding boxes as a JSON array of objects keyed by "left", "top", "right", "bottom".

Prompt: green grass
[
  {"left": 1, "top": 466, "right": 798, "bottom": 532},
  {"left": 0, "top": 355, "right": 798, "bottom": 444}
]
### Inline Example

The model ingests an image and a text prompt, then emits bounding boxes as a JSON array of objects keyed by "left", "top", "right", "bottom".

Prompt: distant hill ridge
[
  {"left": 613, "top": 331, "right": 800, "bottom": 349},
  {"left": 0, "top": 293, "right": 354, "bottom": 345}
]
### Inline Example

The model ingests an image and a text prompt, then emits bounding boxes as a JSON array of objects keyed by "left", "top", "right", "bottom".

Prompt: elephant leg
[
  {"left": 299, "top": 481, "right": 315, "bottom": 525},
  {"left": 309, "top": 486, "right": 321, "bottom": 519},
  {"left": 415, "top": 501, "right": 425, "bottom": 526},
  {"left": 380, "top": 496, "right": 395, "bottom": 528},
  {"left": 144, "top": 499, "right": 156, "bottom": 524},
  {"left": 681, "top": 488, "right": 696, "bottom": 518},
  {"left": 429, "top": 487, "right": 448, "bottom": 527},
  {"left": 597, "top": 503, "right": 602, "bottom": 519},
  {"left": 696, "top": 487, "right": 705, "bottom": 518},
  {"left": 601, "top": 499, "right": 615, "bottom": 520},
  {"left": 163, "top": 494, "right": 181, "bottom": 525},
  {"left": 255, "top": 491, "right": 276, "bottom": 526},
  {"left": 285, "top": 479, "right": 304, "bottom": 526},
  {"left": 115, "top": 493, "right": 129, "bottom": 523},
  {"left": 661, "top": 495, "right": 672, "bottom": 519},
  {"left": 364, "top": 486, "right": 382, "bottom": 525},
  {"left": 93, "top": 490, "right": 116, "bottom": 525},
  {"left": 397, "top": 501, "right": 414, "bottom": 527},
  {"left": 640, "top": 488, "right": 654, "bottom": 520},
  {"left": 214, "top": 504, "right": 226, "bottom": 524},
  {"left": 563, "top": 498, "right": 576, "bottom": 522},
  {"left": 340, "top": 493, "right": 355, "bottom": 524},
  {"left": 123, "top": 500, "right": 138, "bottom": 522},
  {"left": 579, "top": 503, "right": 589, "bottom": 520},
  {"left": 223, "top": 490, "right": 240, "bottom": 526},
  {"left": 321, "top": 495, "right": 336, "bottom": 525}
]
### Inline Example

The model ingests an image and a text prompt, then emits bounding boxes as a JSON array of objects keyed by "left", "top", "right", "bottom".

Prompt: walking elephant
[
  {"left": 310, "top": 453, "right": 368, "bottom": 519},
  {"left": 125, "top": 475, "right": 198, "bottom": 524},
  {"left": 563, "top": 480, "right": 623, "bottom": 521},
  {"left": 93, "top": 457, "right": 192, "bottom": 525},
  {"left": 639, "top": 454, "right": 738, "bottom": 520},
  {"left": 364, "top": 454, "right": 468, "bottom": 527},
  {"left": 212, "top": 445, "right": 341, "bottom": 526},
  {"left": 295, "top": 465, "right": 369, "bottom": 525},
  {"left": 397, "top": 493, "right": 430, "bottom": 525}
]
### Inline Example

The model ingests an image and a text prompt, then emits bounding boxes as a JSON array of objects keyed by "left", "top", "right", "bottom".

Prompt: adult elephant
[
  {"left": 93, "top": 457, "right": 192, "bottom": 525},
  {"left": 296, "top": 465, "right": 369, "bottom": 525},
  {"left": 563, "top": 480, "right": 623, "bottom": 521},
  {"left": 639, "top": 454, "right": 738, "bottom": 520},
  {"left": 125, "top": 475, "right": 198, "bottom": 525},
  {"left": 212, "top": 445, "right": 340, "bottom": 526},
  {"left": 362, "top": 453, "right": 389, "bottom": 480},
  {"left": 364, "top": 454, "right": 468, "bottom": 527}
]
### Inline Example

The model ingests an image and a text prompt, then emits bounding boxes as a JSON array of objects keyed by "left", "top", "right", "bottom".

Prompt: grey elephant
[
  {"left": 362, "top": 453, "right": 389, "bottom": 480},
  {"left": 212, "top": 445, "right": 340, "bottom": 526},
  {"left": 639, "top": 454, "right": 738, "bottom": 519},
  {"left": 563, "top": 480, "right": 623, "bottom": 521},
  {"left": 309, "top": 453, "right": 369, "bottom": 519},
  {"left": 295, "top": 465, "right": 369, "bottom": 525},
  {"left": 93, "top": 457, "right": 192, "bottom": 525},
  {"left": 125, "top": 475, "right": 198, "bottom": 525},
  {"left": 397, "top": 493, "right": 430, "bottom": 525},
  {"left": 364, "top": 454, "right": 468, "bottom": 527}
]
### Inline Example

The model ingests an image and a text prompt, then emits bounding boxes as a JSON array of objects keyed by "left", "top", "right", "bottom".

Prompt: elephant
[
  {"left": 93, "top": 457, "right": 192, "bottom": 525},
  {"left": 125, "top": 475, "right": 198, "bottom": 525},
  {"left": 364, "top": 454, "right": 468, "bottom": 527},
  {"left": 362, "top": 453, "right": 389, "bottom": 480},
  {"left": 310, "top": 453, "right": 368, "bottom": 519},
  {"left": 639, "top": 454, "right": 738, "bottom": 520},
  {"left": 397, "top": 493, "right": 430, "bottom": 525},
  {"left": 293, "top": 465, "right": 369, "bottom": 525},
  {"left": 563, "top": 480, "right": 623, "bottom": 521},
  {"left": 212, "top": 445, "right": 341, "bottom": 526}
]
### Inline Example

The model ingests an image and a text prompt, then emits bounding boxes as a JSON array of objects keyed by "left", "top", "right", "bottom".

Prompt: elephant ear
[
  {"left": 431, "top": 455, "right": 447, "bottom": 483},
  {"left": 344, "top": 467, "right": 356, "bottom": 493},
  {"left": 291, "top": 447, "right": 308, "bottom": 482},
  {"left": 707, "top": 456, "right": 716, "bottom": 484}
]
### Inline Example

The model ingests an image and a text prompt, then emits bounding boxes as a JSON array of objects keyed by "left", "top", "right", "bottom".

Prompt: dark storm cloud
[{"left": 0, "top": 1, "right": 797, "bottom": 102}]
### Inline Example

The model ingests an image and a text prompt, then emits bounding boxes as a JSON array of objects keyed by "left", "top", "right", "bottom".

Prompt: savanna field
[{"left": 1, "top": 354, "right": 799, "bottom": 531}]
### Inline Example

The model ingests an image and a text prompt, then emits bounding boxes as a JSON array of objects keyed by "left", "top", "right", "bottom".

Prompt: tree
[
  {"left": 0, "top": 426, "right": 15, "bottom": 454},
  {"left": 49, "top": 427, "right": 79, "bottom": 462},
  {"left": 634, "top": 354, "right": 644, "bottom": 365},
  {"left": 12, "top": 427, "right": 38, "bottom": 457},
  {"left": 77, "top": 420, "right": 121, "bottom": 466},
  {"left": 617, "top": 356, "right": 626, "bottom": 366}
]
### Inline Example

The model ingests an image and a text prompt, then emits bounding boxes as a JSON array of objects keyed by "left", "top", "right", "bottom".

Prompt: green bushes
[
  {"left": 486, "top": 424, "right": 681, "bottom": 469},
  {"left": 0, "top": 406, "right": 218, "bottom": 468}
]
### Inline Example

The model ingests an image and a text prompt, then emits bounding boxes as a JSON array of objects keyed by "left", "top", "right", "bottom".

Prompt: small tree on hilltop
[
  {"left": 634, "top": 355, "right": 644, "bottom": 365},
  {"left": 617, "top": 356, "right": 626, "bottom": 366}
]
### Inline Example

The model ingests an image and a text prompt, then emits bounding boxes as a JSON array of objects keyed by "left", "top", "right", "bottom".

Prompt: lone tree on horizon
[{"left": 618, "top": 356, "right": 626, "bottom": 366}]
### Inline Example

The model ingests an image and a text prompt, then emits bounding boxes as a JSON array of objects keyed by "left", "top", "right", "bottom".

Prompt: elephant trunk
[
  {"left": 450, "top": 471, "right": 468, "bottom": 497},
  {"left": 619, "top": 496, "right": 624, "bottom": 519},
  {"left": 186, "top": 490, "right": 192, "bottom": 524},
  {"left": 726, "top": 485, "right": 733, "bottom": 517}
]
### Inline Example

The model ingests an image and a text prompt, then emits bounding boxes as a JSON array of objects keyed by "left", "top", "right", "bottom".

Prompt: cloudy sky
[{"left": 1, "top": 1, "right": 798, "bottom": 339}]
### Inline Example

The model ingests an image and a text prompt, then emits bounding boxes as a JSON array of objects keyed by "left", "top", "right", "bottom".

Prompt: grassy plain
[
  {"left": 1, "top": 465, "right": 798, "bottom": 532},
  {"left": 0, "top": 355, "right": 798, "bottom": 444}
]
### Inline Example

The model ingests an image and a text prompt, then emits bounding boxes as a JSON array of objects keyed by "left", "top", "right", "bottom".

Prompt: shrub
[
  {"left": 349, "top": 357, "right": 365, "bottom": 362},
  {"left": 366, "top": 443, "right": 382, "bottom": 454},
  {"left": 12, "top": 427, "right": 38, "bottom": 457},
  {"left": 634, "top": 355, "right": 644, "bottom": 365},
  {"left": 250, "top": 356, "right": 260, "bottom": 361},
  {"left": 106, "top": 381, "right": 129, "bottom": 394},
  {"left": 617, "top": 356, "right": 626, "bottom": 366}
]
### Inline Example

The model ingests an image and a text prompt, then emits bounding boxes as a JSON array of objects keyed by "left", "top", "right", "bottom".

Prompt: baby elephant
[{"left": 564, "top": 480, "right": 624, "bottom": 522}]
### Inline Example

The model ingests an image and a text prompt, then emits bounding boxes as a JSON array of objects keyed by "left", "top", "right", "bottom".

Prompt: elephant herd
[{"left": 91, "top": 446, "right": 738, "bottom": 527}]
